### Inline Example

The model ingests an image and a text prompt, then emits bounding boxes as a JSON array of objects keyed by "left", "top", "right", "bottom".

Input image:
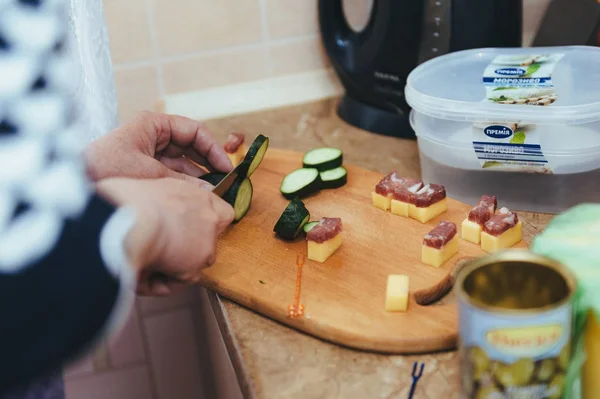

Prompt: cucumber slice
[
  {"left": 200, "top": 172, "right": 253, "bottom": 223},
  {"left": 320, "top": 166, "right": 347, "bottom": 189},
  {"left": 280, "top": 168, "right": 321, "bottom": 199},
  {"left": 303, "top": 221, "right": 319, "bottom": 234},
  {"left": 273, "top": 198, "right": 310, "bottom": 240},
  {"left": 238, "top": 134, "right": 269, "bottom": 177},
  {"left": 199, "top": 172, "right": 226, "bottom": 186},
  {"left": 302, "top": 147, "right": 343, "bottom": 171}
]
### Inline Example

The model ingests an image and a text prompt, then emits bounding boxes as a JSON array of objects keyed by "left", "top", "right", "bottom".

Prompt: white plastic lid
[{"left": 405, "top": 46, "right": 600, "bottom": 124}]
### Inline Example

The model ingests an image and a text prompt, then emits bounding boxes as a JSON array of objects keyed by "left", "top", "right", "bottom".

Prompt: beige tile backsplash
[{"left": 104, "top": 0, "right": 551, "bottom": 122}]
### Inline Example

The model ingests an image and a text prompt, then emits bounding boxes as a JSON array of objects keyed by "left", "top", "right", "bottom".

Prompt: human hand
[
  {"left": 85, "top": 112, "right": 232, "bottom": 184},
  {"left": 97, "top": 177, "right": 234, "bottom": 296}
]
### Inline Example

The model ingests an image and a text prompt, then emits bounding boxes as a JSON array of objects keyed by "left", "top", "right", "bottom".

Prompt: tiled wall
[
  {"left": 104, "top": 0, "right": 372, "bottom": 122},
  {"left": 104, "top": 0, "right": 552, "bottom": 124}
]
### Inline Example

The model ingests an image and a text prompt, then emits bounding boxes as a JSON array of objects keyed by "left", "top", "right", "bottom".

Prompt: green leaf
[
  {"left": 510, "top": 131, "right": 526, "bottom": 144},
  {"left": 493, "top": 86, "right": 517, "bottom": 91},
  {"left": 524, "top": 62, "right": 541, "bottom": 77},
  {"left": 482, "top": 161, "right": 503, "bottom": 169}
]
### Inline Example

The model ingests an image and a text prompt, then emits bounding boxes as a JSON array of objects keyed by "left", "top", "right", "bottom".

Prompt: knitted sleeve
[{"left": 0, "top": 0, "right": 136, "bottom": 392}]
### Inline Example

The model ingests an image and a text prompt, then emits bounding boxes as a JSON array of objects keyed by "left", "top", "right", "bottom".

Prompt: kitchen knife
[{"left": 211, "top": 167, "right": 239, "bottom": 197}]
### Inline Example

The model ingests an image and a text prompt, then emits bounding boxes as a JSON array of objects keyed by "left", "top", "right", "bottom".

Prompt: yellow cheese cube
[
  {"left": 385, "top": 275, "right": 409, "bottom": 312},
  {"left": 461, "top": 218, "right": 483, "bottom": 244},
  {"left": 372, "top": 192, "right": 391, "bottom": 212},
  {"left": 480, "top": 221, "right": 523, "bottom": 253},
  {"left": 307, "top": 233, "right": 342, "bottom": 263},
  {"left": 226, "top": 145, "right": 246, "bottom": 166},
  {"left": 390, "top": 199, "right": 410, "bottom": 217},
  {"left": 421, "top": 234, "right": 459, "bottom": 268},
  {"left": 409, "top": 198, "right": 448, "bottom": 223}
]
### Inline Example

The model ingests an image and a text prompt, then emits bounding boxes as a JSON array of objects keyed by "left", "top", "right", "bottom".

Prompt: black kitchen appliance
[{"left": 318, "top": 0, "right": 523, "bottom": 139}]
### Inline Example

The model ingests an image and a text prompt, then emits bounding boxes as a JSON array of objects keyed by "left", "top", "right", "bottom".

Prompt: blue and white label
[
  {"left": 494, "top": 67, "right": 527, "bottom": 76},
  {"left": 470, "top": 52, "right": 565, "bottom": 173},
  {"left": 484, "top": 125, "right": 513, "bottom": 139},
  {"left": 472, "top": 123, "right": 552, "bottom": 173}
]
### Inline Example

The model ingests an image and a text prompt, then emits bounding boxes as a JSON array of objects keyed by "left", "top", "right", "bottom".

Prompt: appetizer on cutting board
[
  {"left": 459, "top": 195, "right": 522, "bottom": 252},
  {"left": 385, "top": 275, "right": 409, "bottom": 312},
  {"left": 391, "top": 177, "right": 423, "bottom": 217},
  {"left": 280, "top": 147, "right": 348, "bottom": 199},
  {"left": 372, "top": 171, "right": 401, "bottom": 211},
  {"left": 372, "top": 172, "right": 447, "bottom": 223},
  {"left": 481, "top": 207, "right": 522, "bottom": 253},
  {"left": 421, "top": 221, "right": 459, "bottom": 268},
  {"left": 409, "top": 184, "right": 447, "bottom": 223},
  {"left": 224, "top": 132, "right": 246, "bottom": 166},
  {"left": 273, "top": 200, "right": 343, "bottom": 263},
  {"left": 461, "top": 195, "right": 497, "bottom": 244},
  {"left": 306, "top": 217, "right": 343, "bottom": 263}
]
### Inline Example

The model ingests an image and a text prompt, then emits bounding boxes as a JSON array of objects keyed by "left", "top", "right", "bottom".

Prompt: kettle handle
[{"left": 318, "top": 0, "right": 376, "bottom": 48}]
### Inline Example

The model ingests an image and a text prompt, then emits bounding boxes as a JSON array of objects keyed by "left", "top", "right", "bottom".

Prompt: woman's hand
[
  {"left": 85, "top": 112, "right": 233, "bottom": 184},
  {"left": 97, "top": 177, "right": 234, "bottom": 296}
]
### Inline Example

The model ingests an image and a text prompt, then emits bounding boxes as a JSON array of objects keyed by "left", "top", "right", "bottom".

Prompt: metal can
[{"left": 455, "top": 250, "right": 576, "bottom": 399}]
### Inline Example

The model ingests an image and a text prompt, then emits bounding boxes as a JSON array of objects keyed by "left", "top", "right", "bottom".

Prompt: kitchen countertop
[{"left": 201, "top": 97, "right": 552, "bottom": 399}]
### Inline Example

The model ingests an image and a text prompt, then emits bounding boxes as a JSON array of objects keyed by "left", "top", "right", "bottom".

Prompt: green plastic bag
[{"left": 531, "top": 204, "right": 600, "bottom": 399}]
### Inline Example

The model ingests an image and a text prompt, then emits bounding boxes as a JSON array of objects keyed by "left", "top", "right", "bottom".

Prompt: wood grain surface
[{"left": 198, "top": 148, "right": 528, "bottom": 354}]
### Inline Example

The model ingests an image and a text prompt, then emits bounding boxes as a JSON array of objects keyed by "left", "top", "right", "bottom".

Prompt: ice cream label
[{"left": 471, "top": 53, "right": 564, "bottom": 174}]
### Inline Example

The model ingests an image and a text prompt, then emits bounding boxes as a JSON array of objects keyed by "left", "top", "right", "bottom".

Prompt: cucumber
[
  {"left": 319, "top": 166, "right": 347, "bottom": 189},
  {"left": 273, "top": 198, "right": 310, "bottom": 240},
  {"left": 280, "top": 168, "right": 321, "bottom": 199},
  {"left": 303, "top": 221, "right": 319, "bottom": 234},
  {"left": 200, "top": 172, "right": 253, "bottom": 222},
  {"left": 238, "top": 134, "right": 269, "bottom": 177},
  {"left": 302, "top": 147, "right": 343, "bottom": 171},
  {"left": 199, "top": 172, "right": 226, "bottom": 186}
]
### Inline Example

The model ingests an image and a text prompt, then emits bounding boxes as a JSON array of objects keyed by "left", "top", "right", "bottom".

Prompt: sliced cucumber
[
  {"left": 320, "top": 166, "right": 347, "bottom": 189},
  {"left": 200, "top": 172, "right": 253, "bottom": 223},
  {"left": 273, "top": 198, "right": 310, "bottom": 240},
  {"left": 302, "top": 147, "right": 343, "bottom": 172},
  {"left": 199, "top": 172, "right": 226, "bottom": 186},
  {"left": 238, "top": 134, "right": 269, "bottom": 177},
  {"left": 280, "top": 168, "right": 321, "bottom": 199},
  {"left": 303, "top": 221, "right": 319, "bottom": 234}
]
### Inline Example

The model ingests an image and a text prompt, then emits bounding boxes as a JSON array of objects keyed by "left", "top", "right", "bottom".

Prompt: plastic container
[{"left": 405, "top": 46, "right": 600, "bottom": 214}]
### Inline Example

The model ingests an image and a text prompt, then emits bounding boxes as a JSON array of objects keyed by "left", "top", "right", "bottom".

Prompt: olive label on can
[{"left": 459, "top": 301, "right": 570, "bottom": 399}]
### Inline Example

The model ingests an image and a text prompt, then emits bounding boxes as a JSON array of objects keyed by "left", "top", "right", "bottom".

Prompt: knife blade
[{"left": 211, "top": 167, "right": 239, "bottom": 197}]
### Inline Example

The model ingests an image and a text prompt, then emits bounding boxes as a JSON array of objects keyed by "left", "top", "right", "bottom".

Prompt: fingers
[
  {"left": 158, "top": 156, "right": 207, "bottom": 178},
  {"left": 145, "top": 113, "right": 233, "bottom": 173},
  {"left": 209, "top": 193, "right": 235, "bottom": 234}
]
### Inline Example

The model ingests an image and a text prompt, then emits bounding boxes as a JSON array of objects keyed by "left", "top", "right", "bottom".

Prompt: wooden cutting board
[{"left": 198, "top": 148, "right": 528, "bottom": 354}]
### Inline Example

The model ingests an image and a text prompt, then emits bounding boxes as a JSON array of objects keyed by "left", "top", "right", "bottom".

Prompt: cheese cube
[
  {"left": 226, "top": 145, "right": 246, "bottom": 166},
  {"left": 385, "top": 275, "right": 409, "bottom": 312},
  {"left": 372, "top": 192, "right": 391, "bottom": 212},
  {"left": 409, "top": 198, "right": 448, "bottom": 224},
  {"left": 390, "top": 199, "right": 410, "bottom": 217},
  {"left": 307, "top": 233, "right": 342, "bottom": 263},
  {"left": 481, "top": 221, "right": 523, "bottom": 253},
  {"left": 421, "top": 234, "right": 459, "bottom": 268},
  {"left": 461, "top": 218, "right": 483, "bottom": 244}
]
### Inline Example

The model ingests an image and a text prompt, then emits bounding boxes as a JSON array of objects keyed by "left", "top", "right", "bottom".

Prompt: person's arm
[
  {"left": 0, "top": 2, "right": 143, "bottom": 392},
  {"left": 0, "top": 2, "right": 234, "bottom": 393}
]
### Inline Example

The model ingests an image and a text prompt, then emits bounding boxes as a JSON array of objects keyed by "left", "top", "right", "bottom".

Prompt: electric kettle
[{"left": 318, "top": 0, "right": 523, "bottom": 138}]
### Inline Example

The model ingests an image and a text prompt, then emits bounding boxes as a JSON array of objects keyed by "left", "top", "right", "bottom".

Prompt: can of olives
[{"left": 455, "top": 250, "right": 576, "bottom": 399}]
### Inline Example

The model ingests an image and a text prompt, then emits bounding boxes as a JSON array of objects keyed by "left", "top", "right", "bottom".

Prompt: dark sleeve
[
  {"left": 0, "top": 196, "right": 129, "bottom": 393},
  {"left": 0, "top": 1, "right": 136, "bottom": 395}
]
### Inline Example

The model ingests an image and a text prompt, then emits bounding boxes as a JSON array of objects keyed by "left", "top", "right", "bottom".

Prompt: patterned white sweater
[{"left": 0, "top": 0, "right": 134, "bottom": 392}]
